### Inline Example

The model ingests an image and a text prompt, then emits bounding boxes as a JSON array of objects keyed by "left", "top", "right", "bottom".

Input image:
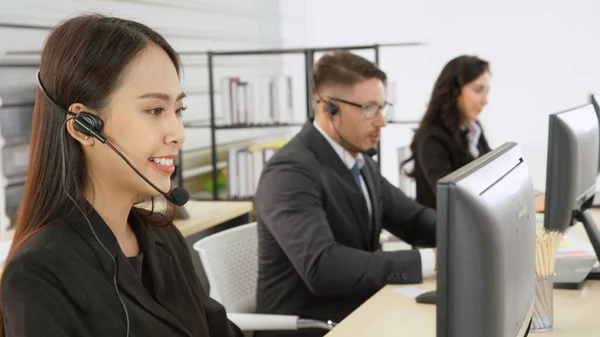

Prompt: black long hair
[{"left": 401, "top": 55, "right": 491, "bottom": 176}]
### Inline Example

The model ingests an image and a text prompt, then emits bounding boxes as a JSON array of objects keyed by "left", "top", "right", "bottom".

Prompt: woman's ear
[{"left": 65, "top": 103, "right": 96, "bottom": 146}]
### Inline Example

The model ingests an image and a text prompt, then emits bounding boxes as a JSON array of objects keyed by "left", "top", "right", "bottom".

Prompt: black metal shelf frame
[{"left": 180, "top": 43, "right": 424, "bottom": 200}]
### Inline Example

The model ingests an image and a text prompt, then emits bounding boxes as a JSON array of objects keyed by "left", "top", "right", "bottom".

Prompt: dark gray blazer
[
  {"left": 1, "top": 207, "right": 243, "bottom": 337},
  {"left": 254, "top": 122, "right": 437, "bottom": 337},
  {"left": 412, "top": 123, "right": 491, "bottom": 210}
]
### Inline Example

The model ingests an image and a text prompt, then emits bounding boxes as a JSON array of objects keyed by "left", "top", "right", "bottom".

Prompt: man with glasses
[{"left": 253, "top": 50, "right": 437, "bottom": 337}]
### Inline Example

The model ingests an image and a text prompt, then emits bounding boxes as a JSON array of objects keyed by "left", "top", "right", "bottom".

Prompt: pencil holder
[{"left": 531, "top": 275, "right": 553, "bottom": 332}]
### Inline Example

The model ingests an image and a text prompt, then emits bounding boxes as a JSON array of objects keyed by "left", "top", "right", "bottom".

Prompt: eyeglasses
[{"left": 328, "top": 97, "right": 393, "bottom": 120}]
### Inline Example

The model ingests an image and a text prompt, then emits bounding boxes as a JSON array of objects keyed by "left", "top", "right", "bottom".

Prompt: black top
[
  {"left": 1, "top": 206, "right": 244, "bottom": 337},
  {"left": 412, "top": 123, "right": 491, "bottom": 209},
  {"left": 127, "top": 253, "right": 154, "bottom": 293},
  {"left": 254, "top": 121, "right": 437, "bottom": 337},
  {"left": 128, "top": 253, "right": 144, "bottom": 278}
]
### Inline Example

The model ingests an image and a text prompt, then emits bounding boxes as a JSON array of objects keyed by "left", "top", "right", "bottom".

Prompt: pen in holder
[{"left": 532, "top": 230, "right": 561, "bottom": 332}]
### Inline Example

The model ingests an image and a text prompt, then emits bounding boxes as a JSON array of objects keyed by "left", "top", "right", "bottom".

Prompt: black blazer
[
  {"left": 1, "top": 207, "right": 243, "bottom": 337},
  {"left": 253, "top": 122, "right": 437, "bottom": 337},
  {"left": 412, "top": 123, "right": 491, "bottom": 209}
]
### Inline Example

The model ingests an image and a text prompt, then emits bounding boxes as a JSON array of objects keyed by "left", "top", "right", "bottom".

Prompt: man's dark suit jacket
[
  {"left": 412, "top": 123, "right": 491, "bottom": 209},
  {"left": 254, "top": 122, "right": 437, "bottom": 337},
  {"left": 1, "top": 207, "right": 243, "bottom": 337}
]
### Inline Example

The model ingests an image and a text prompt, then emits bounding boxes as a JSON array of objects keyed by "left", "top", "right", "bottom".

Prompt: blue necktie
[
  {"left": 350, "top": 163, "right": 361, "bottom": 187},
  {"left": 351, "top": 162, "right": 372, "bottom": 230}
]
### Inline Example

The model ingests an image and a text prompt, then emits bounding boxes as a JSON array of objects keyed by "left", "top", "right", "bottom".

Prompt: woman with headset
[
  {"left": 401, "top": 55, "right": 493, "bottom": 210},
  {"left": 0, "top": 15, "right": 243, "bottom": 337}
]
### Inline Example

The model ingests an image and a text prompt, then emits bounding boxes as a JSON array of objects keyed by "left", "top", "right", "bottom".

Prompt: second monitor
[{"left": 544, "top": 103, "right": 600, "bottom": 286}]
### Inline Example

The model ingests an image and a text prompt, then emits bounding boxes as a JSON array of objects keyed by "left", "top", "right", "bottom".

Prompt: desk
[
  {"left": 174, "top": 200, "right": 253, "bottom": 237},
  {"left": 326, "top": 209, "right": 600, "bottom": 337}
]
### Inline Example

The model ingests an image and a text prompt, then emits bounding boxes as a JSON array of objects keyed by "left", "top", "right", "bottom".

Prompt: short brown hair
[{"left": 311, "top": 50, "right": 387, "bottom": 92}]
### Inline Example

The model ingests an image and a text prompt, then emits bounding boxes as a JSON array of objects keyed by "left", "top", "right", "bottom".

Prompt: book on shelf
[
  {"left": 221, "top": 75, "right": 294, "bottom": 126},
  {"left": 226, "top": 139, "right": 288, "bottom": 199}
]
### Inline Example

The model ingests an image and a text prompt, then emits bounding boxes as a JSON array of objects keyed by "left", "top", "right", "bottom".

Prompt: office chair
[{"left": 193, "top": 222, "right": 337, "bottom": 333}]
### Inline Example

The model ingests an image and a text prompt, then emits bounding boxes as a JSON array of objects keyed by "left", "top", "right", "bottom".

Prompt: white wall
[{"left": 280, "top": 0, "right": 600, "bottom": 190}]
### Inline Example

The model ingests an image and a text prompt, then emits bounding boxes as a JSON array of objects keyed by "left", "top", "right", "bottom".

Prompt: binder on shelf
[
  {"left": 220, "top": 75, "right": 294, "bottom": 126},
  {"left": 226, "top": 146, "right": 244, "bottom": 199},
  {"left": 221, "top": 77, "right": 240, "bottom": 125},
  {"left": 225, "top": 138, "right": 289, "bottom": 199}
]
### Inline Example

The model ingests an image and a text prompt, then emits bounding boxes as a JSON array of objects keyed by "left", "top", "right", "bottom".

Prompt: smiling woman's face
[{"left": 81, "top": 43, "right": 186, "bottom": 199}]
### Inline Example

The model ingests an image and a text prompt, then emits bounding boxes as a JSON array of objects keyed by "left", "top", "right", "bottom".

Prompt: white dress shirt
[
  {"left": 314, "top": 122, "right": 435, "bottom": 278},
  {"left": 463, "top": 120, "right": 482, "bottom": 158}
]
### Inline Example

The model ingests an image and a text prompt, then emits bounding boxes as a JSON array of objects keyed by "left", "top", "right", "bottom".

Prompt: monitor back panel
[
  {"left": 437, "top": 143, "right": 536, "bottom": 337},
  {"left": 544, "top": 105, "right": 599, "bottom": 232}
]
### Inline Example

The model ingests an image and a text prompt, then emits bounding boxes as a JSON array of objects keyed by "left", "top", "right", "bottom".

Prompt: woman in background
[
  {"left": 401, "top": 55, "right": 492, "bottom": 209},
  {"left": 0, "top": 14, "right": 242, "bottom": 337}
]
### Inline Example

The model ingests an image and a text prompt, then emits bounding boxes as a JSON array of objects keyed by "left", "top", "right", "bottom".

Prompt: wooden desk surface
[
  {"left": 326, "top": 209, "right": 600, "bottom": 337},
  {"left": 173, "top": 200, "right": 253, "bottom": 237}
]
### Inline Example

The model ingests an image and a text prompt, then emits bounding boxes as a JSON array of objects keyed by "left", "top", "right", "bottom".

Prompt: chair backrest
[{"left": 193, "top": 222, "right": 258, "bottom": 313}]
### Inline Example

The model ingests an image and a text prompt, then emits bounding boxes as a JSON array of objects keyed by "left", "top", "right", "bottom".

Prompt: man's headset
[
  {"left": 319, "top": 96, "right": 377, "bottom": 158},
  {"left": 36, "top": 71, "right": 190, "bottom": 206}
]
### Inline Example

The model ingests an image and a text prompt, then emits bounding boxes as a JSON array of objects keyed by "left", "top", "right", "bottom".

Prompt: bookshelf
[
  {"left": 0, "top": 62, "right": 38, "bottom": 235},
  {"left": 179, "top": 42, "right": 425, "bottom": 201}
]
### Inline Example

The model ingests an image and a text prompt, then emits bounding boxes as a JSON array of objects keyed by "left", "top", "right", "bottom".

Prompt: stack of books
[
  {"left": 226, "top": 139, "right": 289, "bottom": 199},
  {"left": 221, "top": 75, "right": 295, "bottom": 125}
]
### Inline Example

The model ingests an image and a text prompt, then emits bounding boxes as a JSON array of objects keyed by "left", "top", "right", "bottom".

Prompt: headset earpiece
[
  {"left": 325, "top": 101, "right": 339, "bottom": 117},
  {"left": 73, "top": 112, "right": 106, "bottom": 142}
]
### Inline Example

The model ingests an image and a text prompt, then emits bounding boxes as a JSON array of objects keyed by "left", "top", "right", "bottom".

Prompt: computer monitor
[
  {"left": 587, "top": 94, "right": 600, "bottom": 207},
  {"left": 436, "top": 142, "right": 536, "bottom": 337},
  {"left": 543, "top": 104, "right": 600, "bottom": 276},
  {"left": 589, "top": 94, "right": 600, "bottom": 173},
  {"left": 591, "top": 94, "right": 600, "bottom": 120}
]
